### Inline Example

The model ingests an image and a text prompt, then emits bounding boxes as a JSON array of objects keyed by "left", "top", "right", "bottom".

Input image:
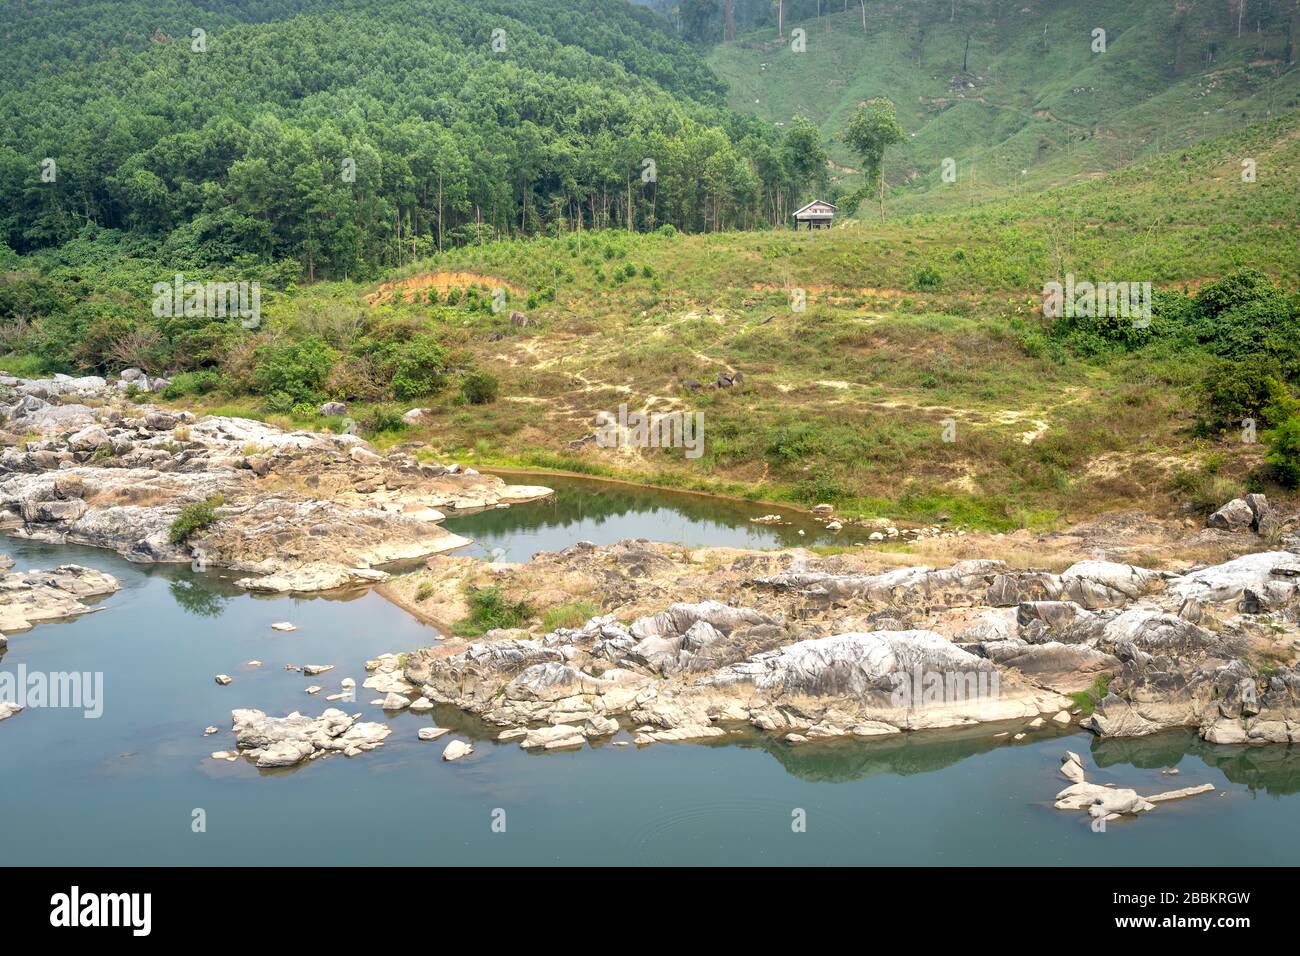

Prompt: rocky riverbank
[
  {"left": 383, "top": 516, "right": 1300, "bottom": 752},
  {"left": 0, "top": 373, "right": 551, "bottom": 592}
]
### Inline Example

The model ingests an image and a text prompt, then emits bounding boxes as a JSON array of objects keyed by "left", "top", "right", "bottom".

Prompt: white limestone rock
[{"left": 442, "top": 739, "right": 474, "bottom": 761}]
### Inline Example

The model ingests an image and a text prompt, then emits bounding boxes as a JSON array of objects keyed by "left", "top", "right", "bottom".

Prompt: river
[{"left": 2, "top": 475, "right": 1298, "bottom": 865}]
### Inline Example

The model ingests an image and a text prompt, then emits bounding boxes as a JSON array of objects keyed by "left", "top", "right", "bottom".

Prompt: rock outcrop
[
  {"left": 0, "top": 375, "right": 551, "bottom": 592},
  {"left": 404, "top": 599, "right": 1073, "bottom": 749},
  {"left": 0, "top": 564, "right": 120, "bottom": 633},
  {"left": 228, "top": 708, "right": 391, "bottom": 767},
  {"left": 387, "top": 537, "right": 1300, "bottom": 754},
  {"left": 1207, "top": 494, "right": 1280, "bottom": 536}
]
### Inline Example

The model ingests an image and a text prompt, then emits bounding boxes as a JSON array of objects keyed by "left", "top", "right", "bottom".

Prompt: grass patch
[
  {"left": 542, "top": 601, "right": 599, "bottom": 631},
  {"left": 453, "top": 586, "right": 534, "bottom": 637},
  {"left": 1070, "top": 674, "right": 1114, "bottom": 717}
]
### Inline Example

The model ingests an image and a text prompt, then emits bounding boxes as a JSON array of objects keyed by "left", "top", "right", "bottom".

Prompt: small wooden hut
[{"left": 792, "top": 199, "right": 835, "bottom": 230}]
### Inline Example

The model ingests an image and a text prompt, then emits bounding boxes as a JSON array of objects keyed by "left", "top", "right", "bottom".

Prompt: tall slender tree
[{"left": 842, "top": 98, "right": 906, "bottom": 222}]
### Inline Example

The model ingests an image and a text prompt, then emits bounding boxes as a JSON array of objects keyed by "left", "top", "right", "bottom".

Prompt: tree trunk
[
  {"left": 963, "top": 32, "right": 970, "bottom": 71},
  {"left": 860, "top": 0, "right": 867, "bottom": 32},
  {"left": 778, "top": 0, "right": 784, "bottom": 37},
  {"left": 724, "top": 0, "right": 735, "bottom": 40}
]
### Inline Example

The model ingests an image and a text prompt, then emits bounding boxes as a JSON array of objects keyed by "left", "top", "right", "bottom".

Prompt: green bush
[
  {"left": 1186, "top": 270, "right": 1300, "bottom": 374},
  {"left": 913, "top": 264, "right": 942, "bottom": 290},
  {"left": 1049, "top": 287, "right": 1175, "bottom": 355},
  {"left": 1200, "top": 361, "right": 1278, "bottom": 427},
  {"left": 358, "top": 406, "right": 408, "bottom": 436},
  {"left": 169, "top": 495, "right": 225, "bottom": 544},
  {"left": 391, "top": 334, "right": 447, "bottom": 400},
  {"left": 1265, "top": 416, "right": 1300, "bottom": 488},
  {"left": 460, "top": 370, "right": 499, "bottom": 405},
  {"left": 253, "top": 337, "right": 336, "bottom": 404},
  {"left": 794, "top": 472, "right": 851, "bottom": 503},
  {"left": 1070, "top": 674, "right": 1113, "bottom": 716},
  {"left": 162, "top": 369, "right": 221, "bottom": 400},
  {"left": 766, "top": 422, "right": 823, "bottom": 464}
]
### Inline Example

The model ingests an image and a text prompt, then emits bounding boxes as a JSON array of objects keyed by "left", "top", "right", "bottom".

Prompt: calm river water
[{"left": 2, "top": 475, "right": 1297, "bottom": 865}]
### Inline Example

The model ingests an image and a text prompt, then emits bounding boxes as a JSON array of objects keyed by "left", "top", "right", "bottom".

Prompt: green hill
[
  {"left": 0, "top": 0, "right": 815, "bottom": 277},
  {"left": 32, "top": 112, "right": 1282, "bottom": 531},
  {"left": 707, "top": 0, "right": 1300, "bottom": 212},
  {"left": 2, "top": 0, "right": 1298, "bottom": 529}
]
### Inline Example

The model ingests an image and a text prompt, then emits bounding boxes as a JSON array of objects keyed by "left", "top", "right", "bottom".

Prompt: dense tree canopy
[{"left": 0, "top": 0, "right": 830, "bottom": 280}]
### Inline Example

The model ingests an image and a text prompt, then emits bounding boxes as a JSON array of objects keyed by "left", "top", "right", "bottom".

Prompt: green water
[
  {"left": 445, "top": 470, "right": 874, "bottom": 561},
  {"left": 1, "top": 480, "right": 1299, "bottom": 866}
]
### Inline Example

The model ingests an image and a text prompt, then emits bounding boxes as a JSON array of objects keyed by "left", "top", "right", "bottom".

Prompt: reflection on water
[
  {"left": 446, "top": 471, "right": 871, "bottom": 561},
  {"left": 1092, "top": 731, "right": 1300, "bottom": 796}
]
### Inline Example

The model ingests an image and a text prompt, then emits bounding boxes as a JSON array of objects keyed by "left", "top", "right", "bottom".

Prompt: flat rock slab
[{"left": 0, "top": 564, "right": 120, "bottom": 633}]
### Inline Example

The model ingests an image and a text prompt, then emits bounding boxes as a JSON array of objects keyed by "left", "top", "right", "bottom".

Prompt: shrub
[
  {"left": 794, "top": 472, "right": 851, "bottom": 503},
  {"left": 162, "top": 369, "right": 221, "bottom": 400},
  {"left": 460, "top": 370, "right": 499, "bottom": 405},
  {"left": 1264, "top": 416, "right": 1300, "bottom": 488},
  {"left": 1070, "top": 674, "right": 1112, "bottom": 716},
  {"left": 766, "top": 422, "right": 823, "bottom": 464},
  {"left": 253, "top": 337, "right": 336, "bottom": 404},
  {"left": 1187, "top": 270, "right": 1300, "bottom": 375},
  {"left": 357, "top": 406, "right": 408, "bottom": 436},
  {"left": 913, "top": 264, "right": 942, "bottom": 290},
  {"left": 1049, "top": 287, "right": 1177, "bottom": 355},
  {"left": 454, "top": 586, "right": 533, "bottom": 636},
  {"left": 324, "top": 354, "right": 387, "bottom": 401},
  {"left": 169, "top": 495, "right": 225, "bottom": 544},
  {"left": 73, "top": 310, "right": 135, "bottom": 370},
  {"left": 391, "top": 334, "right": 447, "bottom": 400},
  {"left": 1169, "top": 469, "right": 1240, "bottom": 513}
]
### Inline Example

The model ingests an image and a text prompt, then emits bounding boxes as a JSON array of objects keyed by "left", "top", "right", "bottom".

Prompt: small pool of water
[
  {"left": 443, "top": 470, "right": 870, "bottom": 562},
  {"left": 1, "top": 478, "right": 1298, "bottom": 865}
]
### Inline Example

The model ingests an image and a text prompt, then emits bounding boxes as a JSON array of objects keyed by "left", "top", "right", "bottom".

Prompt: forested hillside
[
  {"left": 704, "top": 0, "right": 1300, "bottom": 211},
  {"left": 0, "top": 0, "right": 826, "bottom": 280}
]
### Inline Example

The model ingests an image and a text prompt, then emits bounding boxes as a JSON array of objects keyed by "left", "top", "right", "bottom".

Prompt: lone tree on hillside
[
  {"left": 842, "top": 98, "right": 906, "bottom": 221},
  {"left": 784, "top": 116, "right": 830, "bottom": 207}
]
